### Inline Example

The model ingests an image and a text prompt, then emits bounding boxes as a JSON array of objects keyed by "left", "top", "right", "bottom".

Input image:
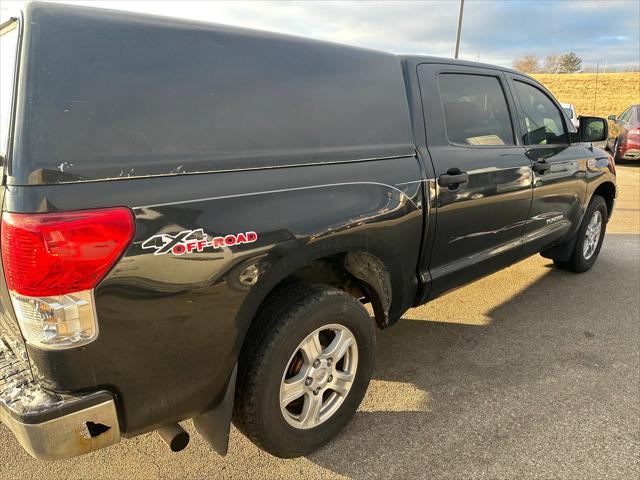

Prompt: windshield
[
  {"left": 0, "top": 19, "right": 19, "bottom": 158},
  {"left": 562, "top": 107, "right": 574, "bottom": 119}
]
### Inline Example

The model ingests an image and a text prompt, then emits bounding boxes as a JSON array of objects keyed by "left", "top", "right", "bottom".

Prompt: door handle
[
  {"left": 438, "top": 168, "right": 469, "bottom": 188},
  {"left": 532, "top": 159, "right": 551, "bottom": 174}
]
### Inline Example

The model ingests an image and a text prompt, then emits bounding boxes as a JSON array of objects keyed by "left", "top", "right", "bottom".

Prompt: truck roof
[{"left": 400, "top": 55, "right": 529, "bottom": 78}]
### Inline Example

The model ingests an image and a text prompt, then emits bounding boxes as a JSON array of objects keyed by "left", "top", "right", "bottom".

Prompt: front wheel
[
  {"left": 554, "top": 195, "right": 608, "bottom": 273},
  {"left": 233, "top": 282, "right": 375, "bottom": 458}
]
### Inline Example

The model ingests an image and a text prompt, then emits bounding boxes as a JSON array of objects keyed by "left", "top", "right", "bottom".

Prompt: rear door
[
  {"left": 507, "top": 76, "right": 588, "bottom": 257},
  {"left": 417, "top": 64, "right": 533, "bottom": 299}
]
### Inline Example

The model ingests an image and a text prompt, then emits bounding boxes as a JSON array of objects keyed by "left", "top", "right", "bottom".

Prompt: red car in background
[{"left": 607, "top": 105, "right": 640, "bottom": 162}]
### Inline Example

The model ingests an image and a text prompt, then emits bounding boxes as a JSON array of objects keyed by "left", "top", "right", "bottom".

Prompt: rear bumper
[
  {"left": 621, "top": 148, "right": 640, "bottom": 160},
  {"left": 0, "top": 339, "right": 120, "bottom": 460}
]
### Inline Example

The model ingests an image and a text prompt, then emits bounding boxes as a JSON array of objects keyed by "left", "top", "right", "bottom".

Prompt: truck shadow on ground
[{"left": 307, "top": 233, "right": 639, "bottom": 478}]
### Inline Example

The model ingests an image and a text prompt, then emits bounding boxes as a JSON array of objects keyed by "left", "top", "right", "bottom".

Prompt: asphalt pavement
[{"left": 1, "top": 165, "right": 638, "bottom": 480}]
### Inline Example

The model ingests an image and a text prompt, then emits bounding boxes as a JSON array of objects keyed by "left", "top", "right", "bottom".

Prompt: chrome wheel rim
[
  {"left": 583, "top": 210, "right": 602, "bottom": 260},
  {"left": 279, "top": 324, "right": 358, "bottom": 429}
]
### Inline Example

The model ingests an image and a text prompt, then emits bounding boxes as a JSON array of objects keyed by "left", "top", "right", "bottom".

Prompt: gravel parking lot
[{"left": 2, "top": 165, "right": 638, "bottom": 480}]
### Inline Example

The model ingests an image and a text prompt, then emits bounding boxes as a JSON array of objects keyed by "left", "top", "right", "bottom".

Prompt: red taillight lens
[
  {"left": 628, "top": 129, "right": 640, "bottom": 145},
  {"left": 1, "top": 208, "right": 134, "bottom": 297}
]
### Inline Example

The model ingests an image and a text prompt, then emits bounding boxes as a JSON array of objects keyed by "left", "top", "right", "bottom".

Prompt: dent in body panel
[
  {"left": 436, "top": 165, "right": 533, "bottom": 209},
  {"left": 449, "top": 211, "right": 568, "bottom": 244},
  {"left": 431, "top": 164, "right": 533, "bottom": 258},
  {"left": 436, "top": 164, "right": 532, "bottom": 244}
]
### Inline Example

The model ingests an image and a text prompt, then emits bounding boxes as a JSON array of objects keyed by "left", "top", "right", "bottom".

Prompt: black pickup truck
[{"left": 0, "top": 3, "right": 616, "bottom": 460}]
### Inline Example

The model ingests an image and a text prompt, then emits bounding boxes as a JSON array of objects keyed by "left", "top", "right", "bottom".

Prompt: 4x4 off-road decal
[{"left": 142, "top": 229, "right": 257, "bottom": 256}]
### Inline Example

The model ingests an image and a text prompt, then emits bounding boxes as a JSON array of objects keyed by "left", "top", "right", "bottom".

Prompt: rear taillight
[
  {"left": 622, "top": 128, "right": 640, "bottom": 151},
  {"left": 1, "top": 208, "right": 134, "bottom": 349}
]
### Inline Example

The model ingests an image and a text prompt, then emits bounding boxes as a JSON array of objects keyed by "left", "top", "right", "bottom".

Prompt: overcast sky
[{"left": 2, "top": 0, "right": 639, "bottom": 68}]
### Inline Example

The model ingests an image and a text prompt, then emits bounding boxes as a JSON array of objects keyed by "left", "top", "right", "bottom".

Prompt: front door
[
  {"left": 417, "top": 65, "right": 533, "bottom": 299},
  {"left": 507, "top": 77, "right": 587, "bottom": 258}
]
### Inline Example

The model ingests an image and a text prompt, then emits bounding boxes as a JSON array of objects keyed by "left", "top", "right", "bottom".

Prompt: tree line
[{"left": 513, "top": 53, "right": 582, "bottom": 73}]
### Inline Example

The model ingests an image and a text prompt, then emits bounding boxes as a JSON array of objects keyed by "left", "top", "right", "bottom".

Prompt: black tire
[
  {"left": 554, "top": 195, "right": 608, "bottom": 273},
  {"left": 233, "top": 282, "right": 375, "bottom": 458}
]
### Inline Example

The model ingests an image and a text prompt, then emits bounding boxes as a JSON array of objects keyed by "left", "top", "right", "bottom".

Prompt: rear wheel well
[
  {"left": 593, "top": 182, "right": 616, "bottom": 219},
  {"left": 277, "top": 252, "right": 392, "bottom": 329}
]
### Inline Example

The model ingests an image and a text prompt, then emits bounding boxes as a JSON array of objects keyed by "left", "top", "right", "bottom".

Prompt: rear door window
[
  {"left": 438, "top": 73, "right": 515, "bottom": 146},
  {"left": 0, "top": 19, "right": 19, "bottom": 159},
  {"left": 514, "top": 80, "right": 568, "bottom": 145}
]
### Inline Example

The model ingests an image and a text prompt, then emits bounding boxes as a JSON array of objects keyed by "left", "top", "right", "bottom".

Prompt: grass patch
[{"left": 531, "top": 72, "right": 640, "bottom": 119}]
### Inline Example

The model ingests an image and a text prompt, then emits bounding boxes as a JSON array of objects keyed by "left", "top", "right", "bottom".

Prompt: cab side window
[
  {"left": 438, "top": 73, "right": 515, "bottom": 146},
  {"left": 514, "top": 81, "right": 568, "bottom": 145},
  {"left": 619, "top": 109, "right": 631, "bottom": 123}
]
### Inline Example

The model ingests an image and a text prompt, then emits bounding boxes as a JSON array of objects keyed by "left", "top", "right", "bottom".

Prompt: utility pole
[
  {"left": 454, "top": 0, "right": 464, "bottom": 59},
  {"left": 593, "top": 63, "right": 599, "bottom": 115}
]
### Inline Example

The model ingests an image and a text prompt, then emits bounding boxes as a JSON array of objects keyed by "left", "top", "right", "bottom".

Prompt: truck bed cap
[{"left": 7, "top": 2, "right": 414, "bottom": 185}]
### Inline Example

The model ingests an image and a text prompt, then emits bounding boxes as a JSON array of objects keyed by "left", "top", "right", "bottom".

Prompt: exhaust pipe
[{"left": 157, "top": 423, "right": 190, "bottom": 452}]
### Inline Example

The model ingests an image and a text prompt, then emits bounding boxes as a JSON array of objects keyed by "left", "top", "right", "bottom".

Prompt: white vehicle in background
[{"left": 561, "top": 103, "right": 580, "bottom": 129}]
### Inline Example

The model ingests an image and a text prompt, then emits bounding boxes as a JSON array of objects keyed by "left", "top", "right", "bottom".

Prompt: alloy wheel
[
  {"left": 279, "top": 324, "right": 358, "bottom": 429},
  {"left": 583, "top": 210, "right": 602, "bottom": 260}
]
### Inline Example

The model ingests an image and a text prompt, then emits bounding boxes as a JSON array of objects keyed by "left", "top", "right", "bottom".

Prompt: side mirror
[
  {"left": 579, "top": 116, "right": 608, "bottom": 143},
  {"left": 607, "top": 114, "right": 617, "bottom": 121}
]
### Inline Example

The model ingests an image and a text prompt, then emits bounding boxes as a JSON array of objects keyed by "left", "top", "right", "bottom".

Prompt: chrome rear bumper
[
  {"left": 1, "top": 338, "right": 120, "bottom": 460},
  {"left": 621, "top": 148, "right": 640, "bottom": 160}
]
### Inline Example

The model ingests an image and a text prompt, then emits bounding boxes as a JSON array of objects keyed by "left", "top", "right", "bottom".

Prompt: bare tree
[
  {"left": 513, "top": 55, "right": 540, "bottom": 73},
  {"left": 543, "top": 54, "right": 561, "bottom": 73}
]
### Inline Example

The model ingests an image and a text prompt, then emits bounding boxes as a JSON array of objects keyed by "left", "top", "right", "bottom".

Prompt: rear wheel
[
  {"left": 233, "top": 282, "right": 375, "bottom": 458},
  {"left": 554, "top": 195, "right": 607, "bottom": 273}
]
